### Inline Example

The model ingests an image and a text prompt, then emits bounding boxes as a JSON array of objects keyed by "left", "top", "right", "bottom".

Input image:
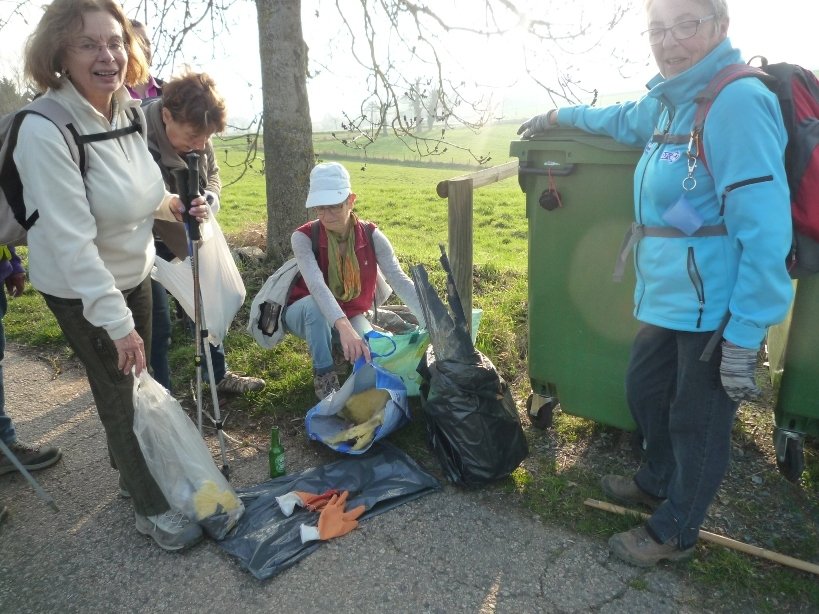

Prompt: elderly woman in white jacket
[{"left": 16, "top": 0, "right": 208, "bottom": 552}]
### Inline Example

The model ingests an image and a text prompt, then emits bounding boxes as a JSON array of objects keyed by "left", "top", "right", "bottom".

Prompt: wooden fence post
[
  {"left": 436, "top": 161, "right": 518, "bottom": 339},
  {"left": 447, "top": 178, "right": 473, "bottom": 331}
]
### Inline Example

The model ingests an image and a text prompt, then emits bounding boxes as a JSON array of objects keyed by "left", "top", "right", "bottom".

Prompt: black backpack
[{"left": 0, "top": 97, "right": 143, "bottom": 246}]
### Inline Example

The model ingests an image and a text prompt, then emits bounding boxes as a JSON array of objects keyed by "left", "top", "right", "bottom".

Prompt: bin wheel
[
  {"left": 526, "top": 394, "right": 556, "bottom": 430},
  {"left": 776, "top": 435, "right": 805, "bottom": 483}
]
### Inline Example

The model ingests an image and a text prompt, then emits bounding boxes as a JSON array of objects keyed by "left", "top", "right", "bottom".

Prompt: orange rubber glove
[
  {"left": 275, "top": 489, "right": 340, "bottom": 516},
  {"left": 299, "top": 491, "right": 365, "bottom": 543}
]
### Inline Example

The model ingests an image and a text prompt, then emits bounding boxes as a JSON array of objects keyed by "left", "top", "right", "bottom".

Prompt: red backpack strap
[{"left": 692, "top": 64, "right": 771, "bottom": 170}]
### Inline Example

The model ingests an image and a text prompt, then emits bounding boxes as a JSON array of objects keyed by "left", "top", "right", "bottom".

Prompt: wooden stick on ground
[{"left": 584, "top": 498, "right": 819, "bottom": 577}]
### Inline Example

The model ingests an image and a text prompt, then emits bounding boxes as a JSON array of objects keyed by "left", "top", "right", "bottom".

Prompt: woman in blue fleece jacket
[{"left": 518, "top": 0, "right": 793, "bottom": 567}]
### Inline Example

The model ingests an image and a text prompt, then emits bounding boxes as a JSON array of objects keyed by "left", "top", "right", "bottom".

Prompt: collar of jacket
[
  {"left": 643, "top": 38, "right": 742, "bottom": 108},
  {"left": 45, "top": 75, "right": 141, "bottom": 127}
]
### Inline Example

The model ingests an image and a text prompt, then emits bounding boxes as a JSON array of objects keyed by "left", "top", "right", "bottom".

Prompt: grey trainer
[
  {"left": 609, "top": 525, "right": 695, "bottom": 567},
  {"left": 135, "top": 509, "right": 203, "bottom": 551},
  {"left": 600, "top": 474, "right": 664, "bottom": 510}
]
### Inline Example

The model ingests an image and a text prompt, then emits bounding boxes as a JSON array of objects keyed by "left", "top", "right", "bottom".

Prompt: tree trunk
[{"left": 256, "top": 0, "right": 314, "bottom": 263}]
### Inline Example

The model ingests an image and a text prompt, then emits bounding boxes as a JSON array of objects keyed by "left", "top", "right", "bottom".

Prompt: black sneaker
[{"left": 0, "top": 441, "right": 62, "bottom": 476}]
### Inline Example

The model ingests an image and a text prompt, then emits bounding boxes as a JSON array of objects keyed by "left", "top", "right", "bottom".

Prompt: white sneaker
[{"left": 135, "top": 509, "right": 203, "bottom": 551}]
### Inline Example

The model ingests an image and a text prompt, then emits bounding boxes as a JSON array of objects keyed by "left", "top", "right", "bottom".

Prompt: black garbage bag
[
  {"left": 216, "top": 442, "right": 439, "bottom": 580},
  {"left": 411, "top": 250, "right": 529, "bottom": 487}
]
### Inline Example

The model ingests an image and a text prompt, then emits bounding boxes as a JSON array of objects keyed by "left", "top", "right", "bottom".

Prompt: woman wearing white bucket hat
[{"left": 285, "top": 162, "right": 425, "bottom": 399}]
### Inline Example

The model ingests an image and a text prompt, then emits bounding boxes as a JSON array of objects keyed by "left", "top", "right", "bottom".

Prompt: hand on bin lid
[{"left": 517, "top": 110, "right": 557, "bottom": 139}]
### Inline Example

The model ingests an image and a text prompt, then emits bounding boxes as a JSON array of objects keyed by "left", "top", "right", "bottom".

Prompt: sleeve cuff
[{"left": 300, "top": 524, "right": 320, "bottom": 543}]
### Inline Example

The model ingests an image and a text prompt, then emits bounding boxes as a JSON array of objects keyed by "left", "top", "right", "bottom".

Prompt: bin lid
[{"left": 510, "top": 128, "right": 642, "bottom": 162}]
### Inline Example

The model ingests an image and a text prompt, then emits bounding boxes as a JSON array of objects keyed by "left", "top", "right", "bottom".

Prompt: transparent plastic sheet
[
  {"left": 132, "top": 372, "right": 244, "bottom": 540},
  {"left": 410, "top": 255, "right": 529, "bottom": 487},
  {"left": 215, "top": 442, "right": 439, "bottom": 580}
]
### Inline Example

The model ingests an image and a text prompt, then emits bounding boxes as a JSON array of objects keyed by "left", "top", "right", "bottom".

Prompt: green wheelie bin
[
  {"left": 510, "top": 129, "right": 642, "bottom": 431},
  {"left": 766, "top": 275, "right": 819, "bottom": 482}
]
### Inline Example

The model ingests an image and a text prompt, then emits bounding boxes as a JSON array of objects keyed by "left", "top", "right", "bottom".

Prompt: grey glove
[
  {"left": 517, "top": 111, "right": 555, "bottom": 139},
  {"left": 719, "top": 341, "right": 761, "bottom": 402}
]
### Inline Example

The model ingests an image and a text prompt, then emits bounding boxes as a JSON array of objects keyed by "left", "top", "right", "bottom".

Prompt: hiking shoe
[
  {"left": 601, "top": 474, "right": 664, "bottom": 511},
  {"left": 0, "top": 441, "right": 62, "bottom": 476},
  {"left": 314, "top": 371, "right": 340, "bottom": 400},
  {"left": 609, "top": 525, "right": 695, "bottom": 567},
  {"left": 134, "top": 509, "right": 203, "bottom": 552},
  {"left": 216, "top": 371, "right": 266, "bottom": 394}
]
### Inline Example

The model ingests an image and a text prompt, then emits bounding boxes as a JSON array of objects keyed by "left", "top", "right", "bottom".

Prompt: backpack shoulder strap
[
  {"left": 0, "top": 98, "right": 88, "bottom": 234},
  {"left": 692, "top": 64, "right": 773, "bottom": 171},
  {"left": 16, "top": 97, "right": 85, "bottom": 172},
  {"left": 72, "top": 105, "right": 143, "bottom": 151},
  {"left": 693, "top": 64, "right": 770, "bottom": 134}
]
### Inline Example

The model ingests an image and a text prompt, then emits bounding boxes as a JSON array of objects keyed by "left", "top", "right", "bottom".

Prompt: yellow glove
[{"left": 192, "top": 480, "right": 241, "bottom": 520}]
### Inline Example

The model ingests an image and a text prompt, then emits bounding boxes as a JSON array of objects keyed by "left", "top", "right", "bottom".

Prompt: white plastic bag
[
  {"left": 132, "top": 371, "right": 244, "bottom": 540},
  {"left": 152, "top": 214, "right": 245, "bottom": 345}
]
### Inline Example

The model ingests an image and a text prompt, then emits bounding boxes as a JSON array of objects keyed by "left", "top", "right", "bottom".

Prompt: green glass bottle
[{"left": 269, "top": 426, "right": 286, "bottom": 478}]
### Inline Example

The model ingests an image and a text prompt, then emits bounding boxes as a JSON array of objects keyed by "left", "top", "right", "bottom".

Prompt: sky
[{"left": 1, "top": 0, "right": 818, "bottom": 127}]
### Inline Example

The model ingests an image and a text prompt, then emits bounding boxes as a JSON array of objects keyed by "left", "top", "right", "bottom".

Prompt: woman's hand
[
  {"left": 334, "top": 317, "right": 371, "bottom": 364},
  {"left": 170, "top": 194, "right": 210, "bottom": 224},
  {"left": 114, "top": 330, "right": 146, "bottom": 375},
  {"left": 517, "top": 110, "right": 558, "bottom": 139}
]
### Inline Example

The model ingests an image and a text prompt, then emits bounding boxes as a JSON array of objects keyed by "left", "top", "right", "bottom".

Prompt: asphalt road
[{"left": 0, "top": 343, "right": 708, "bottom": 613}]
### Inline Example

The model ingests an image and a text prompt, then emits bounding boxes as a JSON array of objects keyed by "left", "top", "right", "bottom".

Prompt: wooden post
[
  {"left": 447, "top": 178, "right": 473, "bottom": 331},
  {"left": 435, "top": 161, "right": 518, "bottom": 338}
]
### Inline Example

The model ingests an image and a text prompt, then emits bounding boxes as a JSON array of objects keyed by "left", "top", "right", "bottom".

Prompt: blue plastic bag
[{"left": 305, "top": 355, "right": 410, "bottom": 455}]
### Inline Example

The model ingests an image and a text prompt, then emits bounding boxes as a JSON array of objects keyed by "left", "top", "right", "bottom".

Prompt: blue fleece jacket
[{"left": 556, "top": 39, "right": 793, "bottom": 349}]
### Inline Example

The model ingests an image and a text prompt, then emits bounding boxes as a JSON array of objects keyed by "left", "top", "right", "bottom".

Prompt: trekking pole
[
  {"left": 179, "top": 154, "right": 230, "bottom": 479},
  {"left": 0, "top": 438, "right": 58, "bottom": 512}
]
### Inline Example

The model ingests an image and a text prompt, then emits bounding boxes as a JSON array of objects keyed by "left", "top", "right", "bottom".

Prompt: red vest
[{"left": 288, "top": 220, "right": 378, "bottom": 319}]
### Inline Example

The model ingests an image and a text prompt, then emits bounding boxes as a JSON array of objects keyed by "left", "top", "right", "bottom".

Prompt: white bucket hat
[{"left": 305, "top": 162, "right": 352, "bottom": 208}]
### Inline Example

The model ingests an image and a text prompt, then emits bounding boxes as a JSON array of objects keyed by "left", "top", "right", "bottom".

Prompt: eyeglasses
[
  {"left": 642, "top": 15, "right": 715, "bottom": 46},
  {"left": 69, "top": 39, "right": 127, "bottom": 56},
  {"left": 314, "top": 203, "right": 346, "bottom": 214}
]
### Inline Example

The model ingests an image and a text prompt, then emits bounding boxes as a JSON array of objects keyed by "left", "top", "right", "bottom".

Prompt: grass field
[
  {"left": 5, "top": 137, "right": 818, "bottom": 609},
  {"left": 215, "top": 121, "right": 522, "bottom": 170}
]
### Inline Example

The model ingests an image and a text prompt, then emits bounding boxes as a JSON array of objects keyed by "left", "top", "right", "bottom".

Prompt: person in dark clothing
[{"left": 143, "top": 71, "right": 265, "bottom": 394}]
